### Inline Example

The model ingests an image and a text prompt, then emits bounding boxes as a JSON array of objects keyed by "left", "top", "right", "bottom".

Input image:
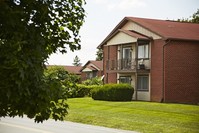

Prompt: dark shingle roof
[
  {"left": 80, "top": 60, "right": 103, "bottom": 72},
  {"left": 47, "top": 65, "right": 82, "bottom": 75},
  {"left": 98, "top": 17, "right": 199, "bottom": 48},
  {"left": 127, "top": 17, "right": 199, "bottom": 41},
  {"left": 89, "top": 61, "right": 103, "bottom": 70},
  {"left": 63, "top": 66, "right": 82, "bottom": 75}
]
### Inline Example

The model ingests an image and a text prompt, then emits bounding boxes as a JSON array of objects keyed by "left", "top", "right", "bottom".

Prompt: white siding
[
  {"left": 122, "top": 21, "right": 161, "bottom": 39},
  {"left": 137, "top": 91, "right": 150, "bottom": 101},
  {"left": 82, "top": 68, "right": 92, "bottom": 72},
  {"left": 107, "top": 32, "right": 137, "bottom": 46},
  {"left": 137, "top": 73, "right": 151, "bottom": 101}
]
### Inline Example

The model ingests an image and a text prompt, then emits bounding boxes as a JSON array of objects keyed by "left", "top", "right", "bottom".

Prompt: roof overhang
[
  {"left": 97, "top": 17, "right": 162, "bottom": 48},
  {"left": 97, "top": 18, "right": 129, "bottom": 48},
  {"left": 106, "top": 29, "right": 150, "bottom": 46},
  {"left": 82, "top": 68, "right": 92, "bottom": 72}
]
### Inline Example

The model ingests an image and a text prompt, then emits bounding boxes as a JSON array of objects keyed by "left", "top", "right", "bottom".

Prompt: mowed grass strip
[{"left": 65, "top": 97, "right": 199, "bottom": 133}]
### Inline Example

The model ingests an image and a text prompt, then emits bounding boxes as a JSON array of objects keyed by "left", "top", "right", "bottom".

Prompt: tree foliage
[
  {"left": 72, "top": 55, "right": 81, "bottom": 66},
  {"left": 82, "top": 77, "right": 103, "bottom": 86},
  {"left": 177, "top": 9, "right": 199, "bottom": 23},
  {"left": 45, "top": 66, "right": 78, "bottom": 96},
  {"left": 96, "top": 48, "right": 103, "bottom": 61},
  {"left": 0, "top": 0, "right": 85, "bottom": 122}
]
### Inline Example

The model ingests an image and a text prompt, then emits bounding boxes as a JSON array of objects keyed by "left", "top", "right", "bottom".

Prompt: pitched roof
[
  {"left": 98, "top": 17, "right": 199, "bottom": 47},
  {"left": 63, "top": 66, "right": 82, "bottom": 75},
  {"left": 89, "top": 60, "right": 103, "bottom": 70},
  {"left": 80, "top": 60, "right": 103, "bottom": 72},
  {"left": 127, "top": 17, "right": 199, "bottom": 41},
  {"left": 46, "top": 65, "right": 82, "bottom": 75}
]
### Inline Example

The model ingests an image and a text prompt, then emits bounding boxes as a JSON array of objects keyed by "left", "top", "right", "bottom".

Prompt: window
[
  {"left": 86, "top": 72, "right": 92, "bottom": 79},
  {"left": 119, "top": 76, "right": 132, "bottom": 84},
  {"left": 86, "top": 71, "right": 97, "bottom": 79},
  {"left": 138, "top": 44, "right": 149, "bottom": 59},
  {"left": 137, "top": 75, "right": 149, "bottom": 91},
  {"left": 122, "top": 47, "right": 132, "bottom": 59},
  {"left": 122, "top": 47, "right": 132, "bottom": 69},
  {"left": 92, "top": 71, "right": 97, "bottom": 77}
]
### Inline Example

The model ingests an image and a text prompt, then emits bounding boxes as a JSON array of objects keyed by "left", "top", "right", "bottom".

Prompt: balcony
[
  {"left": 106, "top": 58, "right": 151, "bottom": 72},
  {"left": 106, "top": 59, "right": 136, "bottom": 72}
]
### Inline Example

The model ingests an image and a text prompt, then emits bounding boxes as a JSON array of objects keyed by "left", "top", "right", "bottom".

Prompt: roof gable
[
  {"left": 98, "top": 17, "right": 199, "bottom": 48},
  {"left": 128, "top": 17, "right": 199, "bottom": 41},
  {"left": 107, "top": 29, "right": 150, "bottom": 45},
  {"left": 80, "top": 60, "right": 103, "bottom": 72},
  {"left": 121, "top": 20, "right": 161, "bottom": 39}
]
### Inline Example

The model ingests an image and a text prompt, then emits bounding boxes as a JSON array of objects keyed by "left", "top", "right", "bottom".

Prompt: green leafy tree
[
  {"left": 0, "top": 0, "right": 85, "bottom": 122},
  {"left": 96, "top": 48, "right": 103, "bottom": 61},
  {"left": 191, "top": 9, "right": 199, "bottom": 23},
  {"left": 177, "top": 9, "right": 199, "bottom": 23},
  {"left": 73, "top": 55, "right": 81, "bottom": 66},
  {"left": 45, "top": 66, "right": 77, "bottom": 97}
]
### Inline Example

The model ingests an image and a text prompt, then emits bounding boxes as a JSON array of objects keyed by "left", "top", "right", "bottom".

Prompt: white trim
[
  {"left": 82, "top": 68, "right": 92, "bottom": 72},
  {"left": 107, "top": 32, "right": 137, "bottom": 46}
]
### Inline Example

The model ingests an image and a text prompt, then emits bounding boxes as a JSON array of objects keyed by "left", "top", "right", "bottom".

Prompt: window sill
[{"left": 137, "top": 90, "right": 149, "bottom": 92}]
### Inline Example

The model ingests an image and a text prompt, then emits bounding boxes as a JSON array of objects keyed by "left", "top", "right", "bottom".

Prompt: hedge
[
  {"left": 91, "top": 84, "right": 134, "bottom": 101},
  {"left": 67, "top": 84, "right": 97, "bottom": 98}
]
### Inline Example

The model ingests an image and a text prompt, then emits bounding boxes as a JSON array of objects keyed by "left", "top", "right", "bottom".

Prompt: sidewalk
[{"left": 0, "top": 116, "right": 138, "bottom": 133}]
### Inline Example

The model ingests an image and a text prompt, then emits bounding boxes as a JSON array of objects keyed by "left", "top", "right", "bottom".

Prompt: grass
[{"left": 65, "top": 97, "right": 199, "bottom": 133}]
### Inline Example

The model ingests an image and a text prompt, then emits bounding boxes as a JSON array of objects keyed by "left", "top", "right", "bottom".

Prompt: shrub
[
  {"left": 68, "top": 84, "right": 98, "bottom": 98},
  {"left": 82, "top": 77, "right": 103, "bottom": 85},
  {"left": 92, "top": 84, "right": 134, "bottom": 101}
]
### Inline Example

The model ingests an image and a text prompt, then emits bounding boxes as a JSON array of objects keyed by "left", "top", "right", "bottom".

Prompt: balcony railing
[
  {"left": 106, "top": 59, "right": 136, "bottom": 71},
  {"left": 106, "top": 58, "right": 151, "bottom": 71}
]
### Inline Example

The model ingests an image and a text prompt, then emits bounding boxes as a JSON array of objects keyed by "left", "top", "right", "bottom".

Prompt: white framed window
[
  {"left": 138, "top": 44, "right": 149, "bottom": 59},
  {"left": 119, "top": 76, "right": 132, "bottom": 84},
  {"left": 122, "top": 47, "right": 132, "bottom": 59},
  {"left": 137, "top": 75, "right": 149, "bottom": 91}
]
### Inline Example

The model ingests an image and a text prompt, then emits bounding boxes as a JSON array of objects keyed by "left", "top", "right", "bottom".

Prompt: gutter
[
  {"left": 162, "top": 39, "right": 171, "bottom": 102},
  {"left": 164, "top": 37, "right": 199, "bottom": 42}
]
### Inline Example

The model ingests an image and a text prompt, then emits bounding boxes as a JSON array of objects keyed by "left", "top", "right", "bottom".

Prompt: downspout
[{"left": 162, "top": 39, "right": 171, "bottom": 102}]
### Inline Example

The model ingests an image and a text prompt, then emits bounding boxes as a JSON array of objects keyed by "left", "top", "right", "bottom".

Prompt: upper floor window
[
  {"left": 122, "top": 47, "right": 132, "bottom": 59},
  {"left": 138, "top": 44, "right": 149, "bottom": 59}
]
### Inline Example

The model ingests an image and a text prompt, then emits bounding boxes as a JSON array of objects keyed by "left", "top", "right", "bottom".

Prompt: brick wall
[
  {"left": 81, "top": 72, "right": 87, "bottom": 82},
  {"left": 164, "top": 40, "right": 199, "bottom": 104},
  {"left": 103, "top": 46, "right": 108, "bottom": 83},
  {"left": 97, "top": 71, "right": 103, "bottom": 77},
  {"left": 103, "top": 45, "right": 117, "bottom": 84},
  {"left": 150, "top": 39, "right": 164, "bottom": 102}
]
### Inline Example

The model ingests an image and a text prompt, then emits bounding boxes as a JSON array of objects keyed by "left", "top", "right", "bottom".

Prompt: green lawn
[{"left": 65, "top": 97, "right": 199, "bottom": 133}]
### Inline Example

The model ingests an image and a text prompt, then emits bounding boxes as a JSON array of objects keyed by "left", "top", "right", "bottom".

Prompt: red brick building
[
  {"left": 80, "top": 60, "right": 103, "bottom": 81},
  {"left": 98, "top": 17, "right": 199, "bottom": 104}
]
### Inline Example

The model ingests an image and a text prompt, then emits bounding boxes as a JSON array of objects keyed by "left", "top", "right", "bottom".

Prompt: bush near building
[
  {"left": 92, "top": 84, "right": 134, "bottom": 101},
  {"left": 68, "top": 84, "right": 98, "bottom": 98}
]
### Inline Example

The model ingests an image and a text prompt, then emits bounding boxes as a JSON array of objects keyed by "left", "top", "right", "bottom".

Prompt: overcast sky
[{"left": 47, "top": 0, "right": 199, "bottom": 66}]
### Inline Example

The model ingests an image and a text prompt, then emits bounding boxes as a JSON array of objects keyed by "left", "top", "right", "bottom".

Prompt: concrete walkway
[{"left": 0, "top": 116, "right": 138, "bottom": 133}]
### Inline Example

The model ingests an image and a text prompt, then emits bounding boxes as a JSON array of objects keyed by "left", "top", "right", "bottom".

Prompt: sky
[{"left": 47, "top": 0, "right": 199, "bottom": 66}]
